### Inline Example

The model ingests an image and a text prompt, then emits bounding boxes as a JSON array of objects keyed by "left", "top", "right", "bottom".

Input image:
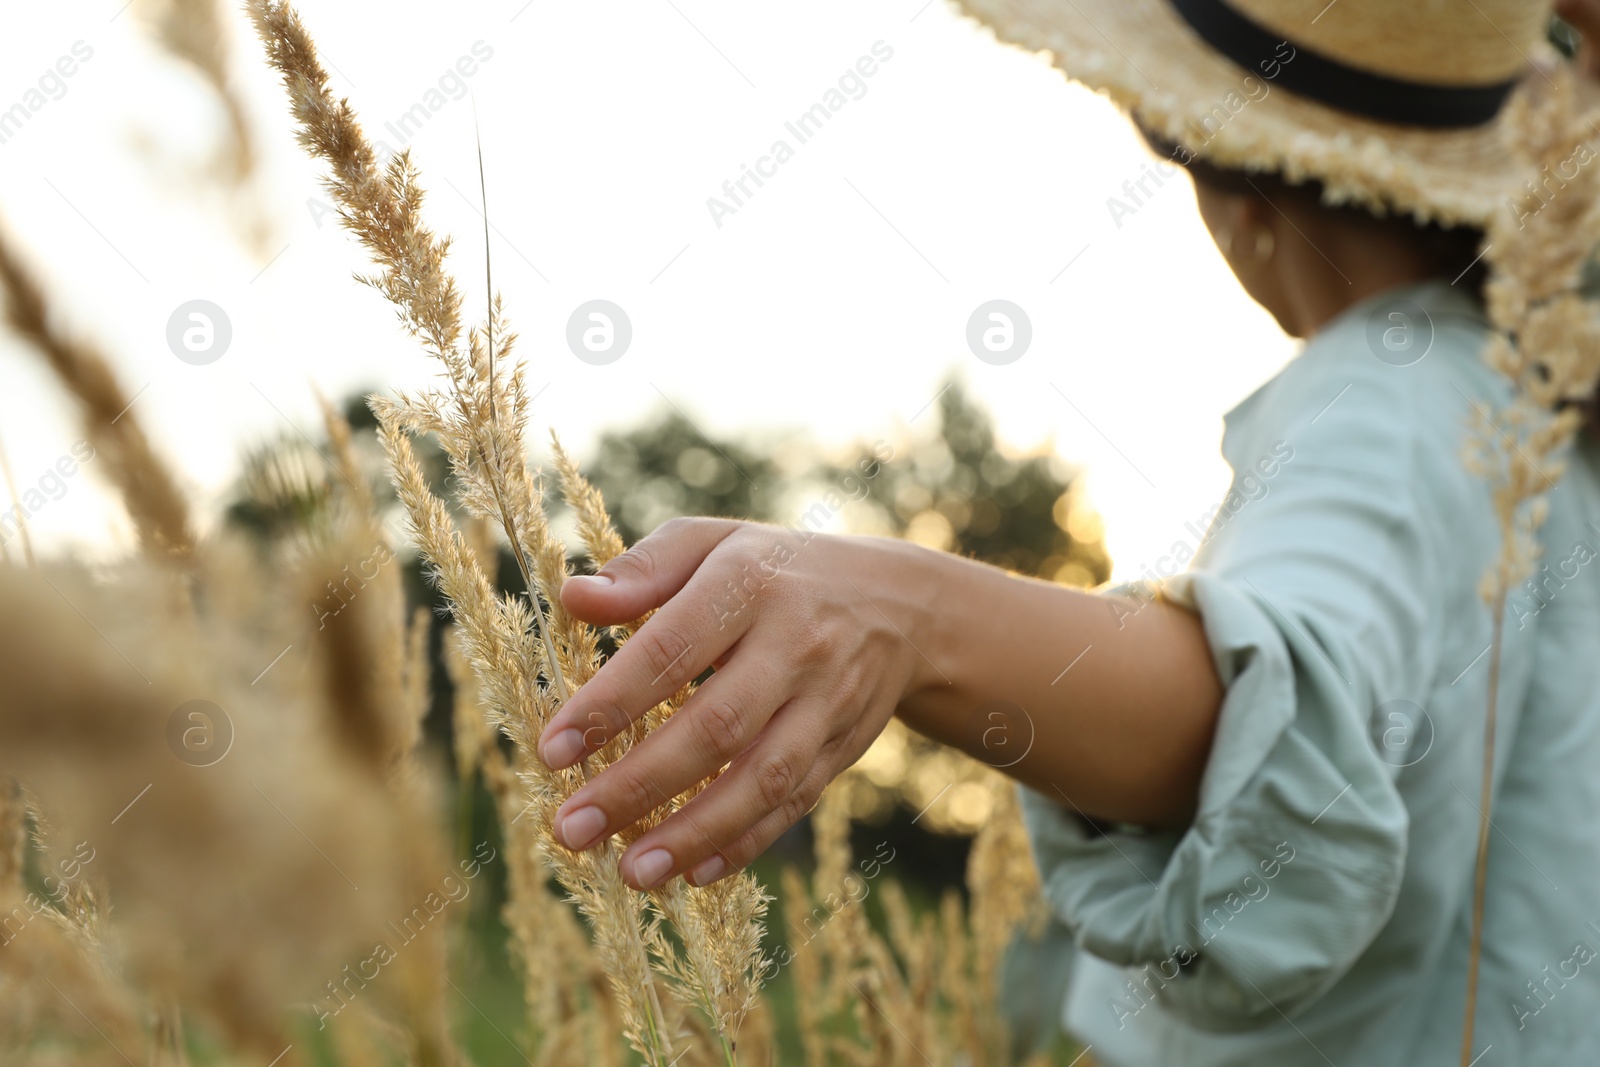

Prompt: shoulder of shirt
[{"left": 1219, "top": 279, "right": 1510, "bottom": 492}]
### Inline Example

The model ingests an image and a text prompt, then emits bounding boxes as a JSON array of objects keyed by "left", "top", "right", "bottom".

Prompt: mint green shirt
[{"left": 1018, "top": 279, "right": 1600, "bottom": 1064}]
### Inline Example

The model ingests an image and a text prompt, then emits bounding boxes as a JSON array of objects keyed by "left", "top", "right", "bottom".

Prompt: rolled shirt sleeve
[
  {"left": 1020, "top": 571, "right": 1410, "bottom": 1030},
  {"left": 1016, "top": 340, "right": 1483, "bottom": 1031}
]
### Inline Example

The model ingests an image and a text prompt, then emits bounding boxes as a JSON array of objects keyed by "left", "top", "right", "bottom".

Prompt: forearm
[
  {"left": 536, "top": 518, "right": 1225, "bottom": 890},
  {"left": 879, "top": 537, "right": 1224, "bottom": 828}
]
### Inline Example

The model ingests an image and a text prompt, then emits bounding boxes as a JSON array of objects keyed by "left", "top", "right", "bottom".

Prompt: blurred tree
[
  {"left": 578, "top": 409, "right": 782, "bottom": 546},
  {"left": 220, "top": 376, "right": 1114, "bottom": 852},
  {"left": 809, "top": 375, "right": 1111, "bottom": 587},
  {"left": 222, "top": 432, "right": 331, "bottom": 540},
  {"left": 782, "top": 375, "right": 1112, "bottom": 840},
  {"left": 226, "top": 379, "right": 1109, "bottom": 590}
]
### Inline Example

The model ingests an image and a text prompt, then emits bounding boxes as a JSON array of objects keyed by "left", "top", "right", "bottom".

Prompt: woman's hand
[
  {"left": 537, "top": 512, "right": 1225, "bottom": 892},
  {"left": 537, "top": 517, "right": 940, "bottom": 891}
]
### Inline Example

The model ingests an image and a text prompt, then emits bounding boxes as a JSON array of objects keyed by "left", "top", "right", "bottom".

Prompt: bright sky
[{"left": 0, "top": 0, "right": 1295, "bottom": 581}]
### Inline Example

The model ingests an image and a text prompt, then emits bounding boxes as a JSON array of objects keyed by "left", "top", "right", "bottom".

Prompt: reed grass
[
  {"left": 138, "top": 0, "right": 272, "bottom": 253},
  {"left": 245, "top": 0, "right": 775, "bottom": 1059},
  {"left": 0, "top": 3, "right": 1056, "bottom": 1063},
  {"left": 1459, "top": 68, "right": 1600, "bottom": 1065},
  {"left": 0, "top": 224, "right": 194, "bottom": 560}
]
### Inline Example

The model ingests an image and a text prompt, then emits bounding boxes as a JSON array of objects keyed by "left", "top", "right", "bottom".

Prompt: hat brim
[{"left": 952, "top": 0, "right": 1578, "bottom": 227}]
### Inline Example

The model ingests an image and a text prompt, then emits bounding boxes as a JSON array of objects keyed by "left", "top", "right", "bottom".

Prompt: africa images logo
[{"left": 705, "top": 41, "right": 895, "bottom": 228}]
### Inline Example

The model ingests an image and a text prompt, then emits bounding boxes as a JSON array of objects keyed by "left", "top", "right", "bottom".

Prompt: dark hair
[
  {"left": 1134, "top": 124, "right": 1490, "bottom": 299},
  {"left": 1131, "top": 124, "right": 1600, "bottom": 434}
]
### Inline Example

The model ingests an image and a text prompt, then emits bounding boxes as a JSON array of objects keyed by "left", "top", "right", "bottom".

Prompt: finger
[
  {"left": 561, "top": 516, "right": 741, "bottom": 626},
  {"left": 538, "top": 531, "right": 757, "bottom": 769},
  {"left": 617, "top": 703, "right": 835, "bottom": 890},
  {"left": 549, "top": 650, "right": 793, "bottom": 850}
]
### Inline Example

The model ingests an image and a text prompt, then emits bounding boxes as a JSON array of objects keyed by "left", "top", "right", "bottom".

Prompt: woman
[{"left": 537, "top": 0, "right": 1600, "bottom": 1061}]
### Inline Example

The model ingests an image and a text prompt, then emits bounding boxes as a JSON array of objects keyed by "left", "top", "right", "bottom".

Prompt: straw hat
[{"left": 952, "top": 0, "right": 1577, "bottom": 226}]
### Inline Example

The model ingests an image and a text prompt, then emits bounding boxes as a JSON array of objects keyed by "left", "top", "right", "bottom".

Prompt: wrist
[{"left": 844, "top": 534, "right": 956, "bottom": 702}]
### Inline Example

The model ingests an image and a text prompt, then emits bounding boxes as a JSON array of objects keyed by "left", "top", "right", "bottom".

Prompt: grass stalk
[{"left": 1460, "top": 599, "right": 1505, "bottom": 1067}]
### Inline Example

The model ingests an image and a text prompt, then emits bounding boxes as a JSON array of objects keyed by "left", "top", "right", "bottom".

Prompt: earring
[{"left": 1251, "top": 227, "right": 1275, "bottom": 261}]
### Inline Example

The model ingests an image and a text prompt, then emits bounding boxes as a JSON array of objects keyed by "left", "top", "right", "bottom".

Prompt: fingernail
[
  {"left": 558, "top": 805, "right": 607, "bottom": 850},
  {"left": 541, "top": 728, "right": 586, "bottom": 769},
  {"left": 631, "top": 848, "right": 674, "bottom": 889},
  {"left": 572, "top": 573, "right": 614, "bottom": 587},
  {"left": 688, "top": 855, "right": 730, "bottom": 887}
]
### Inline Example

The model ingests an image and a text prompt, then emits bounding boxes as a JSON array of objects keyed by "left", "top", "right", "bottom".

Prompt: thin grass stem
[
  {"left": 1460, "top": 597, "right": 1505, "bottom": 1066},
  {"left": 0, "top": 427, "right": 33, "bottom": 568}
]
